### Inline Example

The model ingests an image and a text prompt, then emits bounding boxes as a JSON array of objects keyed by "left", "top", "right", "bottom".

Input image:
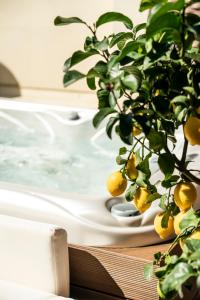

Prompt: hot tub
[{"left": 0, "top": 98, "right": 198, "bottom": 246}]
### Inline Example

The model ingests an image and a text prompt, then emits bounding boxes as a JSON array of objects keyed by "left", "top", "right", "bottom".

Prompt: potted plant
[{"left": 54, "top": 0, "right": 200, "bottom": 298}]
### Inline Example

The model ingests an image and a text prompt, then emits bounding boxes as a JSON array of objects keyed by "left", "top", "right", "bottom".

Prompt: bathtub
[{"left": 0, "top": 98, "right": 198, "bottom": 246}]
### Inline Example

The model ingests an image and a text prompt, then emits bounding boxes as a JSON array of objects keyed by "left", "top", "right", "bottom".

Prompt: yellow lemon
[
  {"left": 189, "top": 228, "right": 200, "bottom": 240},
  {"left": 154, "top": 213, "right": 174, "bottom": 239},
  {"left": 126, "top": 154, "right": 138, "bottom": 180},
  {"left": 174, "top": 182, "right": 197, "bottom": 210},
  {"left": 132, "top": 126, "right": 142, "bottom": 136},
  {"left": 155, "top": 89, "right": 160, "bottom": 96},
  {"left": 107, "top": 171, "right": 127, "bottom": 197},
  {"left": 196, "top": 106, "right": 200, "bottom": 114},
  {"left": 184, "top": 116, "right": 200, "bottom": 145},
  {"left": 174, "top": 210, "right": 189, "bottom": 235},
  {"left": 133, "top": 187, "right": 151, "bottom": 213},
  {"left": 180, "top": 228, "right": 200, "bottom": 250}
]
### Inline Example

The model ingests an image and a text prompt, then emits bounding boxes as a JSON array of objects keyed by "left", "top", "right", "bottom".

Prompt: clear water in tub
[{"left": 0, "top": 109, "right": 125, "bottom": 195}]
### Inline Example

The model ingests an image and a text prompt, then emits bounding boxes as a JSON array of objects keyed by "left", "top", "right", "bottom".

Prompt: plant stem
[
  {"left": 165, "top": 145, "right": 200, "bottom": 185},
  {"left": 111, "top": 90, "right": 122, "bottom": 113},
  {"left": 134, "top": 136, "right": 153, "bottom": 154},
  {"left": 181, "top": 135, "right": 188, "bottom": 164}
]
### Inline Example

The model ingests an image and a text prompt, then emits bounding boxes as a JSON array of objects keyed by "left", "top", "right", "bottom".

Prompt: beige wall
[{"left": 0, "top": 0, "right": 147, "bottom": 104}]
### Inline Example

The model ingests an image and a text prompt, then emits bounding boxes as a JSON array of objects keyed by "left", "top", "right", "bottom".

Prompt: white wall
[{"left": 0, "top": 0, "right": 147, "bottom": 103}]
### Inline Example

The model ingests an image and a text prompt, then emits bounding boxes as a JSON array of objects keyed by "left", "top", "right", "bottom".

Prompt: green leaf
[
  {"left": 171, "top": 95, "right": 188, "bottom": 105},
  {"left": 108, "top": 91, "right": 119, "bottom": 108},
  {"left": 139, "top": 0, "right": 167, "bottom": 12},
  {"left": 116, "top": 41, "right": 144, "bottom": 61},
  {"left": 97, "top": 90, "right": 110, "bottom": 109},
  {"left": 162, "top": 175, "right": 180, "bottom": 188},
  {"left": 154, "top": 251, "right": 162, "bottom": 263},
  {"left": 161, "top": 211, "right": 170, "bottom": 228},
  {"left": 135, "top": 23, "right": 146, "bottom": 32},
  {"left": 93, "top": 108, "right": 117, "bottom": 128},
  {"left": 122, "top": 74, "right": 139, "bottom": 91},
  {"left": 87, "top": 69, "right": 98, "bottom": 90},
  {"left": 116, "top": 155, "right": 127, "bottom": 165},
  {"left": 179, "top": 208, "right": 199, "bottom": 231},
  {"left": 106, "top": 117, "right": 119, "bottom": 139},
  {"left": 146, "top": 12, "right": 181, "bottom": 39},
  {"left": 147, "top": 192, "right": 161, "bottom": 203},
  {"left": 159, "top": 194, "right": 167, "bottom": 210},
  {"left": 158, "top": 153, "right": 175, "bottom": 177},
  {"left": 95, "top": 38, "right": 109, "bottom": 51},
  {"left": 96, "top": 12, "right": 133, "bottom": 30},
  {"left": 63, "top": 70, "right": 85, "bottom": 87},
  {"left": 110, "top": 32, "right": 133, "bottom": 48},
  {"left": 121, "top": 66, "right": 142, "bottom": 88},
  {"left": 144, "top": 263, "right": 153, "bottom": 281},
  {"left": 119, "top": 114, "right": 133, "bottom": 137},
  {"left": 162, "top": 262, "right": 194, "bottom": 295},
  {"left": 119, "top": 147, "right": 127, "bottom": 155},
  {"left": 147, "top": 129, "right": 165, "bottom": 151},
  {"left": 148, "top": 0, "right": 184, "bottom": 25},
  {"left": 54, "top": 16, "right": 86, "bottom": 26},
  {"left": 185, "top": 239, "right": 200, "bottom": 252},
  {"left": 137, "top": 153, "right": 151, "bottom": 179},
  {"left": 164, "top": 254, "right": 179, "bottom": 265},
  {"left": 86, "top": 76, "right": 96, "bottom": 90},
  {"left": 186, "top": 52, "right": 200, "bottom": 63},
  {"left": 125, "top": 184, "right": 137, "bottom": 201},
  {"left": 177, "top": 107, "right": 188, "bottom": 122},
  {"left": 136, "top": 171, "right": 147, "bottom": 187},
  {"left": 63, "top": 57, "right": 72, "bottom": 72},
  {"left": 94, "top": 61, "right": 107, "bottom": 75},
  {"left": 66, "top": 50, "right": 99, "bottom": 71}
]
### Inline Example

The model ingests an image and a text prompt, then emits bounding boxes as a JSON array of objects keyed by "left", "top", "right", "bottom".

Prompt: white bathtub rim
[{"left": 0, "top": 181, "right": 159, "bottom": 235}]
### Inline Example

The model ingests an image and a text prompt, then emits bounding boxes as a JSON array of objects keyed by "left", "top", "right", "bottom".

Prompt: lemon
[
  {"left": 154, "top": 213, "right": 174, "bottom": 239},
  {"left": 126, "top": 154, "right": 138, "bottom": 180},
  {"left": 132, "top": 126, "right": 142, "bottom": 136},
  {"left": 174, "top": 210, "right": 189, "bottom": 235},
  {"left": 184, "top": 116, "right": 200, "bottom": 145},
  {"left": 107, "top": 171, "right": 127, "bottom": 197},
  {"left": 174, "top": 182, "right": 197, "bottom": 210},
  {"left": 155, "top": 89, "right": 160, "bottom": 96},
  {"left": 133, "top": 187, "right": 151, "bottom": 213},
  {"left": 196, "top": 106, "right": 200, "bottom": 114},
  {"left": 180, "top": 228, "right": 200, "bottom": 250},
  {"left": 189, "top": 228, "right": 200, "bottom": 240}
]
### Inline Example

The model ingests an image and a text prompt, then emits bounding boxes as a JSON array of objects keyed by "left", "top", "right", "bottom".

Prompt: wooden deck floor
[{"left": 68, "top": 243, "right": 199, "bottom": 300}]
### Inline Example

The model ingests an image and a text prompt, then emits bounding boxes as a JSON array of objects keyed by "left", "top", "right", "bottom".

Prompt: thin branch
[
  {"left": 111, "top": 90, "right": 122, "bottom": 113},
  {"left": 181, "top": 135, "right": 188, "bottom": 164}
]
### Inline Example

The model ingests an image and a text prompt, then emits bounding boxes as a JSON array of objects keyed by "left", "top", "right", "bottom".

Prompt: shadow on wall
[{"left": 0, "top": 63, "right": 21, "bottom": 98}]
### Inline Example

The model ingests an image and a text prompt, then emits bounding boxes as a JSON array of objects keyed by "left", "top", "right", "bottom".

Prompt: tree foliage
[{"left": 55, "top": 1, "right": 200, "bottom": 298}]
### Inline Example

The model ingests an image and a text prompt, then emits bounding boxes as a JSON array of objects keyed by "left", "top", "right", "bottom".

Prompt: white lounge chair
[{"left": 0, "top": 214, "right": 74, "bottom": 299}]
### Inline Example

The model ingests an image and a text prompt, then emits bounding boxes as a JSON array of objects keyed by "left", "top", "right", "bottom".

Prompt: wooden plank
[
  {"left": 100, "top": 243, "right": 170, "bottom": 261},
  {"left": 69, "top": 244, "right": 159, "bottom": 300},
  {"left": 71, "top": 285, "right": 130, "bottom": 300},
  {"left": 69, "top": 244, "right": 198, "bottom": 300}
]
